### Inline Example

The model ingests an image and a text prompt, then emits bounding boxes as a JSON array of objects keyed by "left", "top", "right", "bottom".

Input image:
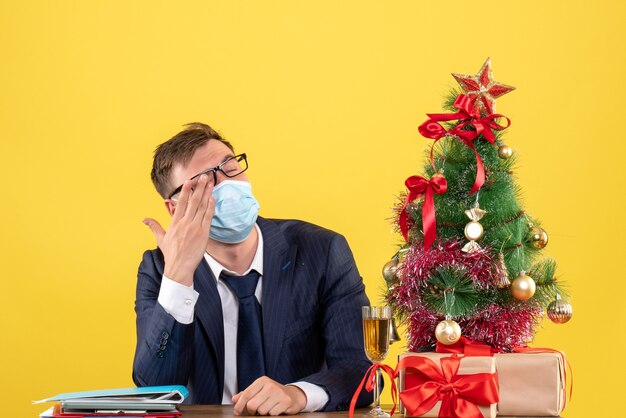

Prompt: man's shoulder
[
  {"left": 258, "top": 218, "right": 348, "bottom": 251},
  {"left": 139, "top": 246, "right": 165, "bottom": 272},
  {"left": 258, "top": 217, "right": 344, "bottom": 244},
  {"left": 258, "top": 217, "right": 354, "bottom": 266}
]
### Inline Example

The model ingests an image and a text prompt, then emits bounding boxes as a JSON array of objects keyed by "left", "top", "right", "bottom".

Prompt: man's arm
[
  {"left": 300, "top": 233, "right": 373, "bottom": 411},
  {"left": 134, "top": 175, "right": 214, "bottom": 387},
  {"left": 132, "top": 250, "right": 196, "bottom": 387}
]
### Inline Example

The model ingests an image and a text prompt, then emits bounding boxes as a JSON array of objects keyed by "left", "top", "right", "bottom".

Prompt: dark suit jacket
[{"left": 133, "top": 217, "right": 373, "bottom": 411}]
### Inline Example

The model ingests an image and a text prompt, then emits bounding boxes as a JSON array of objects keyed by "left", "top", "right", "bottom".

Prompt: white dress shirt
[{"left": 157, "top": 225, "right": 329, "bottom": 411}]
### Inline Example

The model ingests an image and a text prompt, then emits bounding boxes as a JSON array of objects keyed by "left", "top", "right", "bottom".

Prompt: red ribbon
[
  {"left": 435, "top": 337, "right": 497, "bottom": 357},
  {"left": 418, "top": 94, "right": 510, "bottom": 194},
  {"left": 435, "top": 340, "right": 572, "bottom": 410},
  {"left": 397, "top": 355, "right": 499, "bottom": 418},
  {"left": 348, "top": 363, "right": 397, "bottom": 418},
  {"left": 512, "top": 346, "right": 573, "bottom": 409},
  {"left": 399, "top": 174, "right": 447, "bottom": 249}
]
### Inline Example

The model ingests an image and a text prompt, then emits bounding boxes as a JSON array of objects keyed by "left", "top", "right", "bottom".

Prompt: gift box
[
  {"left": 397, "top": 352, "right": 498, "bottom": 418},
  {"left": 495, "top": 351, "right": 567, "bottom": 417}
]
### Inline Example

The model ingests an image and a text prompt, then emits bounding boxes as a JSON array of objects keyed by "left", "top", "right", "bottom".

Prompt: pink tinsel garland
[{"left": 389, "top": 239, "right": 542, "bottom": 351}]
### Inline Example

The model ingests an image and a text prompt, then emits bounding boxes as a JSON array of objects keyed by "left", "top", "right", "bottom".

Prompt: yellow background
[{"left": 1, "top": 1, "right": 624, "bottom": 417}]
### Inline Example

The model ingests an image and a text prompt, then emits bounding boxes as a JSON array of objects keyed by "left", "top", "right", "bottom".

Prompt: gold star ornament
[{"left": 452, "top": 58, "right": 515, "bottom": 114}]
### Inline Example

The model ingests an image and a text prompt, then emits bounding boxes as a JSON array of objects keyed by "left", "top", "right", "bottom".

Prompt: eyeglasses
[{"left": 167, "top": 153, "right": 249, "bottom": 200}]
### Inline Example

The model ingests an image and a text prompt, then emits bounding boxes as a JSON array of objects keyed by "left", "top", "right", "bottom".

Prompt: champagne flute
[{"left": 362, "top": 306, "right": 391, "bottom": 417}]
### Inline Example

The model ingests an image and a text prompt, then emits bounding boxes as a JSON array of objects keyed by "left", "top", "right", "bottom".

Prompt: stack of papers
[{"left": 34, "top": 386, "right": 188, "bottom": 418}]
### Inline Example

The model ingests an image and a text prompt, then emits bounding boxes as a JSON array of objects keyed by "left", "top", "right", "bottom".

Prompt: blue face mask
[{"left": 210, "top": 180, "right": 260, "bottom": 244}]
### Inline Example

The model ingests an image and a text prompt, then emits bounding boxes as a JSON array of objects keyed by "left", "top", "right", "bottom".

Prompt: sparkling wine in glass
[{"left": 362, "top": 306, "right": 391, "bottom": 417}]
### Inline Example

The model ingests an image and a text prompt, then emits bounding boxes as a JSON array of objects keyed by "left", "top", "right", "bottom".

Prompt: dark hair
[{"left": 151, "top": 122, "right": 234, "bottom": 198}]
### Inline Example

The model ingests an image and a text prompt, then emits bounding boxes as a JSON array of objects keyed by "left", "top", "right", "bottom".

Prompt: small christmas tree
[{"left": 385, "top": 58, "right": 573, "bottom": 352}]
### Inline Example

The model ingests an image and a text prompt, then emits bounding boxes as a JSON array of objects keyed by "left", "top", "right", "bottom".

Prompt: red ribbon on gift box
[
  {"left": 435, "top": 336, "right": 497, "bottom": 357},
  {"left": 433, "top": 338, "right": 572, "bottom": 409},
  {"left": 418, "top": 94, "right": 510, "bottom": 195},
  {"left": 397, "top": 355, "right": 499, "bottom": 418},
  {"left": 348, "top": 363, "right": 398, "bottom": 418}
]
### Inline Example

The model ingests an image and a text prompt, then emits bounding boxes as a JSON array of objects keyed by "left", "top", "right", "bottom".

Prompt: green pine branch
[{"left": 422, "top": 265, "right": 493, "bottom": 317}]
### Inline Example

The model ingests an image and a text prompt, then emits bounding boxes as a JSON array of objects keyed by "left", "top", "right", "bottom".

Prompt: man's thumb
[{"left": 143, "top": 218, "right": 166, "bottom": 244}]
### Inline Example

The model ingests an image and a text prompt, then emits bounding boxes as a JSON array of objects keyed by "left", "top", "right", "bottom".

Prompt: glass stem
[{"left": 374, "top": 367, "right": 382, "bottom": 408}]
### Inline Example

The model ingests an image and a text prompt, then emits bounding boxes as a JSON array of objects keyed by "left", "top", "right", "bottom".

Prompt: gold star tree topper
[{"left": 452, "top": 58, "right": 515, "bottom": 114}]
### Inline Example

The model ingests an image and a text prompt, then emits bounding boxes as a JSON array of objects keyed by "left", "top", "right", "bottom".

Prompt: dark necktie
[{"left": 220, "top": 270, "right": 265, "bottom": 392}]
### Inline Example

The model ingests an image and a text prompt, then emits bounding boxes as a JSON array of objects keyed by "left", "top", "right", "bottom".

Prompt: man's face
[{"left": 166, "top": 140, "right": 250, "bottom": 214}]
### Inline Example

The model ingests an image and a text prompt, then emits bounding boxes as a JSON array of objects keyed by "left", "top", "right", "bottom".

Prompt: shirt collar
[{"left": 204, "top": 223, "right": 264, "bottom": 280}]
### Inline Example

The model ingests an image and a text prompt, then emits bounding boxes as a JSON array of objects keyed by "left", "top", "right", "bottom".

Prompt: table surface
[
  {"left": 178, "top": 405, "right": 562, "bottom": 418},
  {"left": 179, "top": 405, "right": 345, "bottom": 417}
]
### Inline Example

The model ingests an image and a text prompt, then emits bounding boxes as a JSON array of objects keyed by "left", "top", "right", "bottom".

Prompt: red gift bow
[
  {"left": 348, "top": 363, "right": 398, "bottom": 418},
  {"left": 397, "top": 355, "right": 499, "bottom": 418},
  {"left": 399, "top": 174, "right": 448, "bottom": 249},
  {"left": 435, "top": 336, "right": 497, "bottom": 357},
  {"left": 435, "top": 339, "right": 573, "bottom": 410},
  {"left": 418, "top": 94, "right": 511, "bottom": 195}
]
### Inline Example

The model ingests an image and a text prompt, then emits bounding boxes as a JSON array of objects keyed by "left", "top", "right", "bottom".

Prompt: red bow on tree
[
  {"left": 418, "top": 94, "right": 510, "bottom": 194},
  {"left": 397, "top": 355, "right": 499, "bottom": 418},
  {"left": 400, "top": 174, "right": 447, "bottom": 249}
]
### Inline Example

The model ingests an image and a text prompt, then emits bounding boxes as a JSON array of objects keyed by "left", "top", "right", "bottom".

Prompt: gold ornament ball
[
  {"left": 382, "top": 260, "right": 399, "bottom": 282},
  {"left": 528, "top": 227, "right": 549, "bottom": 249},
  {"left": 498, "top": 144, "right": 513, "bottom": 159},
  {"left": 547, "top": 299, "right": 573, "bottom": 324},
  {"left": 511, "top": 272, "right": 536, "bottom": 300},
  {"left": 435, "top": 319, "right": 462, "bottom": 345},
  {"left": 464, "top": 221, "right": 484, "bottom": 241}
]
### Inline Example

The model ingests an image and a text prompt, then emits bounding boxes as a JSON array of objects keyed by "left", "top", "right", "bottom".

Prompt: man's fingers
[
  {"left": 268, "top": 400, "right": 290, "bottom": 416},
  {"left": 233, "top": 381, "right": 264, "bottom": 415},
  {"left": 232, "top": 392, "right": 248, "bottom": 416},
  {"left": 171, "top": 180, "right": 192, "bottom": 222},
  {"left": 142, "top": 218, "right": 165, "bottom": 246},
  {"left": 185, "top": 174, "right": 209, "bottom": 219},
  {"left": 245, "top": 393, "right": 268, "bottom": 416},
  {"left": 231, "top": 377, "right": 307, "bottom": 416},
  {"left": 255, "top": 396, "right": 281, "bottom": 416},
  {"left": 232, "top": 391, "right": 248, "bottom": 415},
  {"left": 195, "top": 182, "right": 214, "bottom": 223}
]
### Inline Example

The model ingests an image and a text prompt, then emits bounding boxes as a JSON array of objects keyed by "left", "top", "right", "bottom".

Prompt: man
[{"left": 133, "top": 123, "right": 373, "bottom": 415}]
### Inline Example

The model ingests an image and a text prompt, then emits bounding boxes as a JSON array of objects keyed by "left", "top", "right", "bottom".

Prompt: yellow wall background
[{"left": 1, "top": 1, "right": 624, "bottom": 417}]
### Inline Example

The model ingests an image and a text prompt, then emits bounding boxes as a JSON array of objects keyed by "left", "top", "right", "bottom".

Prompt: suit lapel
[
  {"left": 259, "top": 218, "right": 295, "bottom": 377},
  {"left": 193, "top": 259, "right": 225, "bottom": 393}
]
